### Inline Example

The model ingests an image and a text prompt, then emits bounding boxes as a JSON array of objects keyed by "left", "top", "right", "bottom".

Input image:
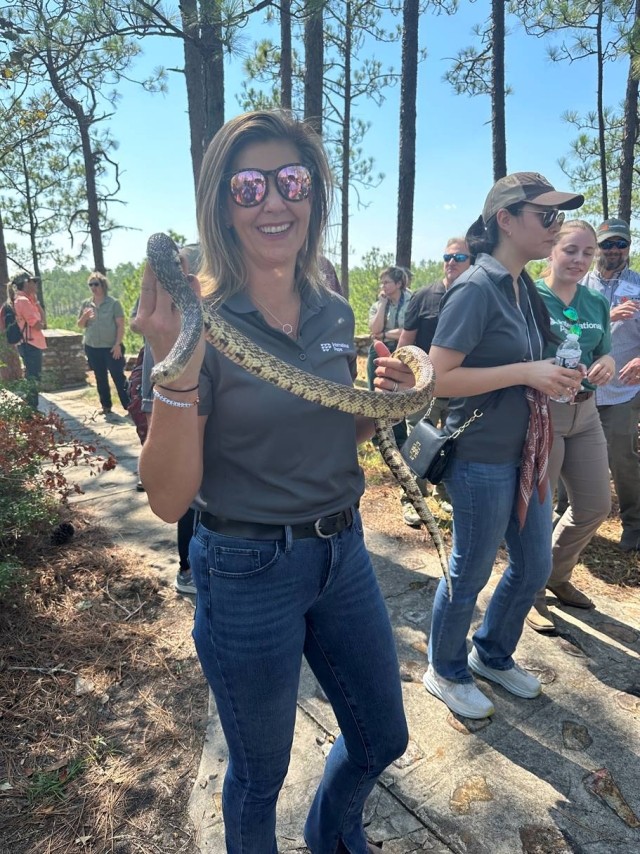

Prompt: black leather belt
[
  {"left": 199, "top": 507, "right": 355, "bottom": 540},
  {"left": 570, "top": 390, "right": 594, "bottom": 405}
]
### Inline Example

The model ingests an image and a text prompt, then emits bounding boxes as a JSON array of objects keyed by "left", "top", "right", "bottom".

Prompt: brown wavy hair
[{"left": 196, "top": 110, "right": 333, "bottom": 303}]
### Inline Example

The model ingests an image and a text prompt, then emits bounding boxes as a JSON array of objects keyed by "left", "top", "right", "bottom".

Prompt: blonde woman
[
  {"left": 78, "top": 272, "right": 129, "bottom": 415},
  {"left": 528, "top": 220, "right": 614, "bottom": 632}
]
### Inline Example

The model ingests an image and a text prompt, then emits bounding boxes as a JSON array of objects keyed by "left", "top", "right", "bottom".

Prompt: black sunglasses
[
  {"left": 522, "top": 208, "right": 565, "bottom": 229},
  {"left": 443, "top": 252, "right": 470, "bottom": 263},
  {"left": 600, "top": 239, "right": 629, "bottom": 250},
  {"left": 228, "top": 163, "right": 312, "bottom": 208},
  {"left": 89, "top": 281, "right": 102, "bottom": 288}
]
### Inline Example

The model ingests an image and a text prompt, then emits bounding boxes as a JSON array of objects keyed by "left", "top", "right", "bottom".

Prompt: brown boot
[
  {"left": 526, "top": 600, "right": 555, "bottom": 633},
  {"left": 547, "top": 581, "right": 594, "bottom": 609}
]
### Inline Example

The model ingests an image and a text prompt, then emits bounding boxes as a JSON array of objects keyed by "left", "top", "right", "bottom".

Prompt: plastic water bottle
[{"left": 551, "top": 333, "right": 581, "bottom": 403}]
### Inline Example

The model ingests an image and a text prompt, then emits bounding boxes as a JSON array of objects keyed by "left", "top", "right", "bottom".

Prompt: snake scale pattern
[{"left": 147, "top": 232, "right": 451, "bottom": 598}]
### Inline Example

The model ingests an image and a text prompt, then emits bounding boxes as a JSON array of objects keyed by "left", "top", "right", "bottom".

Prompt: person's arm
[
  {"left": 16, "top": 298, "right": 43, "bottom": 332},
  {"left": 397, "top": 328, "right": 417, "bottom": 348},
  {"left": 356, "top": 340, "right": 417, "bottom": 443},
  {"left": 78, "top": 302, "right": 94, "bottom": 329},
  {"left": 136, "top": 261, "right": 207, "bottom": 522},
  {"left": 428, "top": 345, "right": 583, "bottom": 399},
  {"left": 111, "top": 315, "right": 125, "bottom": 358},
  {"left": 368, "top": 298, "right": 387, "bottom": 338}
]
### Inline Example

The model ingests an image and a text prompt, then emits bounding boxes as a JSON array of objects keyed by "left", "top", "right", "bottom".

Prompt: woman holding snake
[
  {"left": 135, "top": 111, "right": 413, "bottom": 854},
  {"left": 424, "top": 173, "right": 585, "bottom": 720}
]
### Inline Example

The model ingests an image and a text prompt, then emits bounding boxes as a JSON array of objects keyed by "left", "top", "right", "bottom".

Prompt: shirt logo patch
[{"left": 321, "top": 342, "right": 350, "bottom": 353}]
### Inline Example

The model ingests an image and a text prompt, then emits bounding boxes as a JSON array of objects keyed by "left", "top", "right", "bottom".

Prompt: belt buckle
[{"left": 314, "top": 516, "right": 336, "bottom": 538}]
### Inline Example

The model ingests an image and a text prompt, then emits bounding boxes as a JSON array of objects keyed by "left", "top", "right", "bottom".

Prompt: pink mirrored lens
[
  {"left": 230, "top": 170, "right": 267, "bottom": 206},
  {"left": 276, "top": 165, "right": 312, "bottom": 201}
]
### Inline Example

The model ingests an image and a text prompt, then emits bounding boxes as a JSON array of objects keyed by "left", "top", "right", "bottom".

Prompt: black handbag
[{"left": 400, "top": 408, "right": 483, "bottom": 484}]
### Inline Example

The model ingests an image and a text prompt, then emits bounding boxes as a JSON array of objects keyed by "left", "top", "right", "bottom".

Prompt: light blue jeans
[
  {"left": 429, "top": 459, "right": 553, "bottom": 681},
  {"left": 190, "top": 510, "right": 408, "bottom": 854}
]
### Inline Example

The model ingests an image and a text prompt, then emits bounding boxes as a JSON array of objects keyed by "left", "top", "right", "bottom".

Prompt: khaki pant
[
  {"left": 597, "top": 391, "right": 640, "bottom": 542},
  {"left": 537, "top": 396, "right": 611, "bottom": 600}
]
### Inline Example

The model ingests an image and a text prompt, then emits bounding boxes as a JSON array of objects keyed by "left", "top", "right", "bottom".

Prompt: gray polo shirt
[
  {"left": 432, "top": 254, "right": 545, "bottom": 464},
  {"left": 197, "top": 286, "right": 365, "bottom": 524}
]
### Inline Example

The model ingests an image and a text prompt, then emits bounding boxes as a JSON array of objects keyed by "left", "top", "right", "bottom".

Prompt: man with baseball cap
[{"left": 581, "top": 218, "right": 640, "bottom": 552}]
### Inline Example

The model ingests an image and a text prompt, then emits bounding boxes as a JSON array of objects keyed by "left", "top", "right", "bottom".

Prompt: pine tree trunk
[
  {"left": 396, "top": 0, "right": 418, "bottom": 269},
  {"left": 304, "top": 3, "right": 324, "bottom": 135},
  {"left": 340, "top": 2, "right": 352, "bottom": 299},
  {"left": 280, "top": 0, "right": 292, "bottom": 109},
  {"left": 491, "top": 0, "right": 507, "bottom": 180},
  {"left": 618, "top": 0, "right": 640, "bottom": 223}
]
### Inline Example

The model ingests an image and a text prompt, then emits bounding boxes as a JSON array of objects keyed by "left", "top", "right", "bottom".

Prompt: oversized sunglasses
[
  {"left": 563, "top": 306, "right": 581, "bottom": 337},
  {"left": 443, "top": 252, "right": 470, "bottom": 263},
  {"left": 228, "top": 163, "right": 312, "bottom": 207},
  {"left": 600, "top": 239, "right": 629, "bottom": 250},
  {"left": 524, "top": 208, "right": 565, "bottom": 229},
  {"left": 89, "top": 281, "right": 101, "bottom": 288}
]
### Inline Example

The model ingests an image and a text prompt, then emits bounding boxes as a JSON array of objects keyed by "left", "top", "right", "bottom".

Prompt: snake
[{"left": 146, "top": 232, "right": 451, "bottom": 598}]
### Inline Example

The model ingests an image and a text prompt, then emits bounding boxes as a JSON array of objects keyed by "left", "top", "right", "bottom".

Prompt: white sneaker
[
  {"left": 468, "top": 647, "right": 541, "bottom": 699},
  {"left": 423, "top": 664, "right": 495, "bottom": 719}
]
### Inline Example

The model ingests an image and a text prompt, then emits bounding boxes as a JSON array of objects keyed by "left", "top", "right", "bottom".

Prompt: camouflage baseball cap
[{"left": 482, "top": 172, "right": 584, "bottom": 224}]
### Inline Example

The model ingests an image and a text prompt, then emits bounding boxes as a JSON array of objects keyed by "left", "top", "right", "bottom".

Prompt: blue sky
[{"left": 102, "top": 2, "right": 628, "bottom": 271}]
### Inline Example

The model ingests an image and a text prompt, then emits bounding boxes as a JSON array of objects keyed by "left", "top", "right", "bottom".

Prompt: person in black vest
[{"left": 398, "top": 238, "right": 472, "bottom": 524}]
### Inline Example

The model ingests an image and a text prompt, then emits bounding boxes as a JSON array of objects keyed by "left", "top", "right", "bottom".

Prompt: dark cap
[
  {"left": 11, "top": 271, "right": 40, "bottom": 288},
  {"left": 482, "top": 172, "right": 584, "bottom": 224},
  {"left": 596, "top": 218, "right": 631, "bottom": 244}
]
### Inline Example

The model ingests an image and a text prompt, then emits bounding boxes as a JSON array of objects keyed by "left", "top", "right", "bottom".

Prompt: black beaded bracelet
[{"left": 156, "top": 383, "right": 199, "bottom": 393}]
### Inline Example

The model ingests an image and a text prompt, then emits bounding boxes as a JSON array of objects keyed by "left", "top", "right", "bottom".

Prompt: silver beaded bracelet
[{"left": 153, "top": 388, "right": 199, "bottom": 408}]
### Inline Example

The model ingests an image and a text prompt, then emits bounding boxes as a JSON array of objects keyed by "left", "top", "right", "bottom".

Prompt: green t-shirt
[{"left": 536, "top": 279, "right": 611, "bottom": 390}]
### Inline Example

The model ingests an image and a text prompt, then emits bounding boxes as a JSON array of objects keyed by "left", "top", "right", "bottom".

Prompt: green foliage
[
  {"left": 42, "top": 259, "right": 144, "bottom": 353},
  {"left": 347, "top": 248, "right": 443, "bottom": 335},
  {"left": 27, "top": 757, "right": 86, "bottom": 804},
  {"left": 0, "top": 389, "right": 116, "bottom": 577}
]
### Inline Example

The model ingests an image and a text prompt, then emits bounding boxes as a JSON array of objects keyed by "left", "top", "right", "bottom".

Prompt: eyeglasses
[
  {"left": 89, "top": 281, "right": 101, "bottom": 288},
  {"left": 443, "top": 253, "right": 470, "bottom": 263},
  {"left": 523, "top": 208, "right": 565, "bottom": 229},
  {"left": 600, "top": 239, "right": 629, "bottom": 250},
  {"left": 228, "top": 163, "right": 312, "bottom": 207},
  {"left": 562, "top": 306, "right": 581, "bottom": 337}
]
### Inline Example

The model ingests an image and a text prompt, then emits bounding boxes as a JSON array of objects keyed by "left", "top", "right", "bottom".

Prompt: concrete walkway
[{"left": 41, "top": 387, "right": 640, "bottom": 854}]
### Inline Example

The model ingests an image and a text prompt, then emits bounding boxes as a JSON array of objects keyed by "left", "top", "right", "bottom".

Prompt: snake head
[{"left": 147, "top": 232, "right": 204, "bottom": 385}]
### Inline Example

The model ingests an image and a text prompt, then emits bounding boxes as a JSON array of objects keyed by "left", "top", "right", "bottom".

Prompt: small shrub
[{"left": 0, "top": 391, "right": 116, "bottom": 568}]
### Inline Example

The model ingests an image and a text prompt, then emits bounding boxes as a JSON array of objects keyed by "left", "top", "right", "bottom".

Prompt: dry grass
[
  {"left": 0, "top": 513, "right": 208, "bottom": 854},
  {"left": 359, "top": 438, "right": 639, "bottom": 600},
  {"left": 355, "top": 355, "right": 639, "bottom": 598}
]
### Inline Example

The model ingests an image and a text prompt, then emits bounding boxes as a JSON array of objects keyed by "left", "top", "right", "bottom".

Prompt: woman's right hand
[
  {"left": 132, "top": 256, "right": 206, "bottom": 389},
  {"left": 80, "top": 307, "right": 94, "bottom": 324},
  {"left": 524, "top": 359, "right": 583, "bottom": 399}
]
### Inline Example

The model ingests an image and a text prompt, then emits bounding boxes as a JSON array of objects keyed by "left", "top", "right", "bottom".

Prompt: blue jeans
[
  {"left": 84, "top": 344, "right": 129, "bottom": 410},
  {"left": 190, "top": 510, "right": 408, "bottom": 854},
  {"left": 17, "top": 342, "right": 43, "bottom": 408},
  {"left": 429, "top": 459, "right": 552, "bottom": 682}
]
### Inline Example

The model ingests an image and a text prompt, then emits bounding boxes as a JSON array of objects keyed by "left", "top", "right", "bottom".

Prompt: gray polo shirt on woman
[
  {"left": 197, "top": 286, "right": 365, "bottom": 524},
  {"left": 432, "top": 253, "right": 545, "bottom": 464}
]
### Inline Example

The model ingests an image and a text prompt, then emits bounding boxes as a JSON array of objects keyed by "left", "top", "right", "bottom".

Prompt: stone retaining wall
[{"left": 41, "top": 329, "right": 87, "bottom": 391}]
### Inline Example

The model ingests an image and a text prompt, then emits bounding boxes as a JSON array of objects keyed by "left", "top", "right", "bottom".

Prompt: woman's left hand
[
  {"left": 372, "top": 340, "right": 416, "bottom": 392},
  {"left": 587, "top": 356, "right": 616, "bottom": 386},
  {"left": 111, "top": 342, "right": 122, "bottom": 359}
]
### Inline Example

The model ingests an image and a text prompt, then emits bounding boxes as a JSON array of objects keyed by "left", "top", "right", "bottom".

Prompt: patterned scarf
[{"left": 517, "top": 387, "right": 552, "bottom": 530}]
